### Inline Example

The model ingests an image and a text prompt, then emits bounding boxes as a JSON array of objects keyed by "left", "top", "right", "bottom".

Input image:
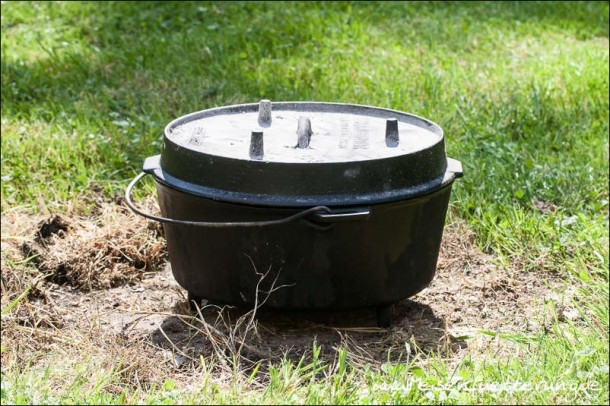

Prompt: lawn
[{"left": 1, "top": 1, "right": 608, "bottom": 404}]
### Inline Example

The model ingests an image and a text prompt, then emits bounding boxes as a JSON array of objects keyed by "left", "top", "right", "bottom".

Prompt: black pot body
[{"left": 154, "top": 180, "right": 453, "bottom": 310}]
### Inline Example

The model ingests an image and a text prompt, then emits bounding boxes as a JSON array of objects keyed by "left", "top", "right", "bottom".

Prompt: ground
[{"left": 0, "top": 195, "right": 582, "bottom": 392}]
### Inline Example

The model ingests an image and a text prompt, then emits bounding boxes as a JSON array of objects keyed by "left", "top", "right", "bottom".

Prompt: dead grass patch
[{"left": 4, "top": 198, "right": 166, "bottom": 292}]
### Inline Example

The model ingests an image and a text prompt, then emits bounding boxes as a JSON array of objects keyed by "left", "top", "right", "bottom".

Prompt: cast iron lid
[{"left": 146, "top": 100, "right": 462, "bottom": 206}]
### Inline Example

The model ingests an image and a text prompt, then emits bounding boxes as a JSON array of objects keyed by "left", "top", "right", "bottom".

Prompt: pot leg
[
  {"left": 187, "top": 291, "right": 204, "bottom": 313},
  {"left": 375, "top": 305, "right": 392, "bottom": 328}
]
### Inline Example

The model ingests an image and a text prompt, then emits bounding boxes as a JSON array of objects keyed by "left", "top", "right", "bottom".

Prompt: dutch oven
[{"left": 125, "top": 100, "right": 463, "bottom": 327}]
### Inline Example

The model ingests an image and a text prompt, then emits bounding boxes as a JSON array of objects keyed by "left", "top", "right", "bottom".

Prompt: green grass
[{"left": 1, "top": 1, "right": 608, "bottom": 404}]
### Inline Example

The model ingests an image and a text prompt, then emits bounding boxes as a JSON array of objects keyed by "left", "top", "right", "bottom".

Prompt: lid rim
[{"left": 147, "top": 161, "right": 459, "bottom": 207}]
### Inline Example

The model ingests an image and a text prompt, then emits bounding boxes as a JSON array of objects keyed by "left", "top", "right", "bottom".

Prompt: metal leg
[
  {"left": 187, "top": 291, "right": 204, "bottom": 313},
  {"left": 376, "top": 305, "right": 392, "bottom": 328}
]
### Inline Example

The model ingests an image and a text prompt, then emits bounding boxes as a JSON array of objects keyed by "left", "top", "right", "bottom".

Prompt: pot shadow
[{"left": 148, "top": 297, "right": 467, "bottom": 369}]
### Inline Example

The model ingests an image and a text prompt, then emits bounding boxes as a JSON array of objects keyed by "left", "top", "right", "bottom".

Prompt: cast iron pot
[{"left": 125, "top": 101, "right": 463, "bottom": 325}]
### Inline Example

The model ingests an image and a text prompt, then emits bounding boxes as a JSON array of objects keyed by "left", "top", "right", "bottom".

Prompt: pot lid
[{"left": 149, "top": 101, "right": 462, "bottom": 206}]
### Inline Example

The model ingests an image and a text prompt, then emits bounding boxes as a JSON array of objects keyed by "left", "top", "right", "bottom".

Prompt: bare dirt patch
[{"left": 1, "top": 199, "right": 580, "bottom": 390}]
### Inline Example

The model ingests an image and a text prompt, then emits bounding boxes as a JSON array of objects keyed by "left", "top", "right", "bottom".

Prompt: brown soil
[{"left": 0, "top": 198, "right": 580, "bottom": 390}]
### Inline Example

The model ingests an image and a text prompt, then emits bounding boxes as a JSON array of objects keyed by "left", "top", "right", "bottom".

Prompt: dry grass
[{"left": 2, "top": 197, "right": 166, "bottom": 293}]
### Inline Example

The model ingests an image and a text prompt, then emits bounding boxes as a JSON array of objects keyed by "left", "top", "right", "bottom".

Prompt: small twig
[{"left": 234, "top": 254, "right": 294, "bottom": 359}]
